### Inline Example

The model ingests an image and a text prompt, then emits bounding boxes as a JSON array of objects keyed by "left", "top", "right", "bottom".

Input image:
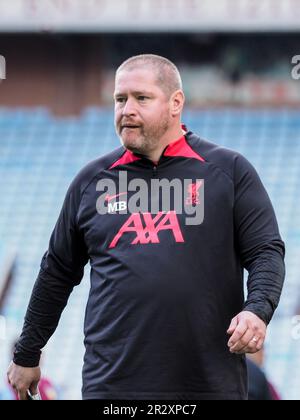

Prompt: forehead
[{"left": 114, "top": 68, "right": 162, "bottom": 95}]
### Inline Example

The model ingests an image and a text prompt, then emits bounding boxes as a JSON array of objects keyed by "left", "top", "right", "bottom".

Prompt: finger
[
  {"left": 228, "top": 320, "right": 248, "bottom": 348},
  {"left": 229, "top": 329, "right": 254, "bottom": 353},
  {"left": 29, "top": 382, "right": 38, "bottom": 396},
  {"left": 18, "top": 388, "right": 28, "bottom": 400},
  {"left": 7, "top": 370, "right": 12, "bottom": 385},
  {"left": 227, "top": 317, "right": 238, "bottom": 335},
  {"left": 256, "top": 337, "right": 265, "bottom": 351},
  {"left": 240, "top": 337, "right": 265, "bottom": 354},
  {"left": 236, "top": 342, "right": 258, "bottom": 354}
]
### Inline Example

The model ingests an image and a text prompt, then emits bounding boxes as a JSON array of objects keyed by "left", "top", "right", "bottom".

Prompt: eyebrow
[{"left": 114, "top": 91, "right": 153, "bottom": 98}]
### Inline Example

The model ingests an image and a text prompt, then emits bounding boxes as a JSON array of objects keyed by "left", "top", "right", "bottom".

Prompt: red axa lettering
[{"left": 109, "top": 211, "right": 184, "bottom": 249}]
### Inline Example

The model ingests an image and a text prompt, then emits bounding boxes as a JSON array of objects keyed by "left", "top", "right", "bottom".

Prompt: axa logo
[{"left": 109, "top": 211, "right": 184, "bottom": 248}]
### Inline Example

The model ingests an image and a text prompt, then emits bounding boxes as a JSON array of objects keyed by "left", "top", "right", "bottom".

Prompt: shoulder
[
  {"left": 186, "top": 131, "right": 256, "bottom": 182},
  {"left": 68, "top": 146, "right": 125, "bottom": 195}
]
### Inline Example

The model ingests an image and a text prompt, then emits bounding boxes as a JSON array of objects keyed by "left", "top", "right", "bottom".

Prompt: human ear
[{"left": 170, "top": 90, "right": 185, "bottom": 117}]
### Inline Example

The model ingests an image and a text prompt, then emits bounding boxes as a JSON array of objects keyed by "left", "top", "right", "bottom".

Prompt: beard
[{"left": 118, "top": 115, "right": 170, "bottom": 156}]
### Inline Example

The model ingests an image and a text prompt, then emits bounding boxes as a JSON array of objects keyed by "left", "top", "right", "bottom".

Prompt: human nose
[{"left": 122, "top": 97, "right": 137, "bottom": 117}]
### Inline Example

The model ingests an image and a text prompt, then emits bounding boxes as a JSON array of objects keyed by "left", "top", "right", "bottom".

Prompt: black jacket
[{"left": 14, "top": 130, "right": 285, "bottom": 400}]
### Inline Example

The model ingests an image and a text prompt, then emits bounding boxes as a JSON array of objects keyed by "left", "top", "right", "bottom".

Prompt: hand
[
  {"left": 227, "top": 311, "right": 267, "bottom": 355},
  {"left": 7, "top": 361, "right": 41, "bottom": 400}
]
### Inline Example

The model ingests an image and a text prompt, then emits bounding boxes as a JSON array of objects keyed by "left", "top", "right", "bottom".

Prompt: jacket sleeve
[
  {"left": 233, "top": 154, "right": 285, "bottom": 325},
  {"left": 14, "top": 179, "right": 89, "bottom": 367}
]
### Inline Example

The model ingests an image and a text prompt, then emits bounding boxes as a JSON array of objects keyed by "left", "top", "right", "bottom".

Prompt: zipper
[{"left": 152, "top": 165, "right": 158, "bottom": 177}]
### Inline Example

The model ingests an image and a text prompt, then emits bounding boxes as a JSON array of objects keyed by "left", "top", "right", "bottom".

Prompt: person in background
[{"left": 247, "top": 348, "right": 281, "bottom": 400}]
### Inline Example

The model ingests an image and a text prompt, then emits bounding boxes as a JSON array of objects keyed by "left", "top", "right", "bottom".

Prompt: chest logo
[
  {"left": 186, "top": 181, "right": 203, "bottom": 206},
  {"left": 109, "top": 211, "right": 184, "bottom": 248}
]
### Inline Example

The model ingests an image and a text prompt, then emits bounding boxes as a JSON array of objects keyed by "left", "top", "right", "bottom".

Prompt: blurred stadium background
[{"left": 0, "top": 0, "right": 300, "bottom": 400}]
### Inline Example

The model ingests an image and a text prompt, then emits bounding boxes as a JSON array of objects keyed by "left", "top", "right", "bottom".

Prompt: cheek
[
  {"left": 143, "top": 110, "right": 160, "bottom": 123},
  {"left": 114, "top": 110, "right": 122, "bottom": 125}
]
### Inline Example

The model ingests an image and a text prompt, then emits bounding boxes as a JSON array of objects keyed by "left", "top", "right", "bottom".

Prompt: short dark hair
[{"left": 116, "top": 54, "right": 183, "bottom": 98}]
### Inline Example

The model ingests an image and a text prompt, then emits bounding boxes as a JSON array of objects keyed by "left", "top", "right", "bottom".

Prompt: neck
[{"left": 146, "top": 126, "right": 185, "bottom": 164}]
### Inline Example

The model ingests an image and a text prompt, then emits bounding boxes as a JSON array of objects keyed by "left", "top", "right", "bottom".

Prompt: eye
[
  {"left": 115, "top": 97, "right": 126, "bottom": 104},
  {"left": 138, "top": 96, "right": 148, "bottom": 101}
]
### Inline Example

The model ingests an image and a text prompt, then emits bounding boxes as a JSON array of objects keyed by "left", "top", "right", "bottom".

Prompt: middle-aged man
[{"left": 8, "top": 54, "right": 285, "bottom": 400}]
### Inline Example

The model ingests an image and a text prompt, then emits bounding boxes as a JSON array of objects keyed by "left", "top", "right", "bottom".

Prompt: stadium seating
[{"left": 0, "top": 107, "right": 299, "bottom": 399}]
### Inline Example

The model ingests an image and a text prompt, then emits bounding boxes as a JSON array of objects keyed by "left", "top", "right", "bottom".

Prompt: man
[
  {"left": 246, "top": 359, "right": 273, "bottom": 401},
  {"left": 7, "top": 54, "right": 285, "bottom": 400}
]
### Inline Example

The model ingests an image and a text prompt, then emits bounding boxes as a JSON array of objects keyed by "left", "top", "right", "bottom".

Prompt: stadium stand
[{"left": 0, "top": 107, "right": 299, "bottom": 399}]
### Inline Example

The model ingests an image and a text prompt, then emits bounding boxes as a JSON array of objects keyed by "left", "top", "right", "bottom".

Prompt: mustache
[{"left": 120, "top": 121, "right": 142, "bottom": 128}]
